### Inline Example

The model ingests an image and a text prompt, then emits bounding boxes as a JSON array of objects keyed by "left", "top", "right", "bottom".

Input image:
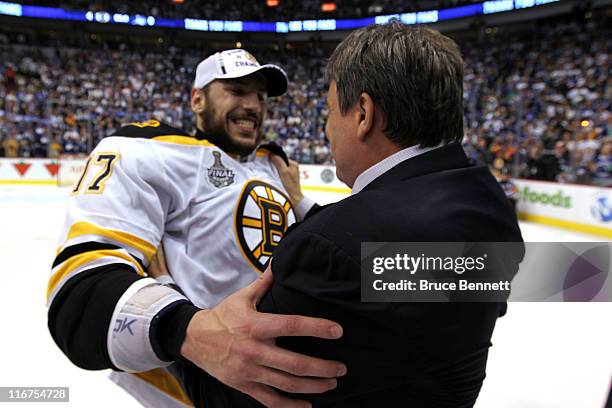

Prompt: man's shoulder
[
  {"left": 110, "top": 120, "right": 190, "bottom": 139},
  {"left": 290, "top": 165, "right": 520, "bottom": 247}
]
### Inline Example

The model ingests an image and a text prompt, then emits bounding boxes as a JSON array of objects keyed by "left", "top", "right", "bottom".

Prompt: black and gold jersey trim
[
  {"left": 111, "top": 120, "right": 191, "bottom": 139},
  {"left": 58, "top": 221, "right": 157, "bottom": 263},
  {"left": 53, "top": 241, "right": 145, "bottom": 271},
  {"left": 53, "top": 242, "right": 121, "bottom": 268}
]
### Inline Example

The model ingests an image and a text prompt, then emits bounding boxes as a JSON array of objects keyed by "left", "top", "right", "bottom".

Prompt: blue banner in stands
[{"left": 0, "top": 0, "right": 560, "bottom": 33}]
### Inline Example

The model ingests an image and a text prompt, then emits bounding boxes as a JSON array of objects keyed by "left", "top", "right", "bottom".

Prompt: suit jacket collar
[{"left": 361, "top": 143, "right": 470, "bottom": 193}]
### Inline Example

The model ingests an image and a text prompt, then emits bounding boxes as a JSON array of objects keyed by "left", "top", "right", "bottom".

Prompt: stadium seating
[{"left": 0, "top": 9, "right": 609, "bottom": 184}]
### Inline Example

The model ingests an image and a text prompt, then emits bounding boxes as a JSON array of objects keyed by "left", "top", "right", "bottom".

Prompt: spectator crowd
[
  {"left": 0, "top": 13, "right": 610, "bottom": 185},
  {"left": 461, "top": 17, "right": 610, "bottom": 185}
]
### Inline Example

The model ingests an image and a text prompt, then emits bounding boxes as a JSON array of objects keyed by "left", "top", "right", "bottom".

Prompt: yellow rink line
[
  {"left": 302, "top": 185, "right": 351, "bottom": 194},
  {"left": 5, "top": 181, "right": 607, "bottom": 238},
  {"left": 0, "top": 180, "right": 57, "bottom": 185},
  {"left": 518, "top": 212, "right": 612, "bottom": 239},
  {"left": 2, "top": 180, "right": 348, "bottom": 191}
]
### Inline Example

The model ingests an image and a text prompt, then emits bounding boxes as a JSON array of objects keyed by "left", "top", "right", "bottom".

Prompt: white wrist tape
[{"left": 107, "top": 278, "right": 188, "bottom": 372}]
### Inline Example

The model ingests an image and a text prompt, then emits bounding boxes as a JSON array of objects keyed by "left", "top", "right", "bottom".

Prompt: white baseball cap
[{"left": 194, "top": 49, "right": 288, "bottom": 97}]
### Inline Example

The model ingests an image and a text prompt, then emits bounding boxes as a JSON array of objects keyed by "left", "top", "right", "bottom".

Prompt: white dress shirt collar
[{"left": 351, "top": 144, "right": 441, "bottom": 195}]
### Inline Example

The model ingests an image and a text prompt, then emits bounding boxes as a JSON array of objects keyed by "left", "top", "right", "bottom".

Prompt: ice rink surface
[{"left": 0, "top": 185, "right": 610, "bottom": 407}]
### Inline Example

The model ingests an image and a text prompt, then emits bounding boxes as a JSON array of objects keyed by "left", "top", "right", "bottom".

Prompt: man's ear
[
  {"left": 191, "top": 88, "right": 204, "bottom": 114},
  {"left": 356, "top": 92, "right": 375, "bottom": 141}
]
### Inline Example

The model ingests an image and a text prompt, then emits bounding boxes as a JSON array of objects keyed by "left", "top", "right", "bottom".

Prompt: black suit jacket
[{"left": 176, "top": 143, "right": 524, "bottom": 408}]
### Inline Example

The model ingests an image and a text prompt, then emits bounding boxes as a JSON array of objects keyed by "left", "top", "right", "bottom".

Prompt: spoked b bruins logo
[{"left": 235, "top": 180, "right": 297, "bottom": 272}]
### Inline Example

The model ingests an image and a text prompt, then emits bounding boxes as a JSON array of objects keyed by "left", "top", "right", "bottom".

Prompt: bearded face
[{"left": 196, "top": 75, "right": 267, "bottom": 156}]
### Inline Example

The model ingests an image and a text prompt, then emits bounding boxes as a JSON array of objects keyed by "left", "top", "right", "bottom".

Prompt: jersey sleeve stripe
[
  {"left": 53, "top": 241, "right": 122, "bottom": 268},
  {"left": 47, "top": 249, "right": 146, "bottom": 301},
  {"left": 58, "top": 222, "right": 157, "bottom": 264},
  {"left": 58, "top": 234, "right": 149, "bottom": 267},
  {"left": 152, "top": 135, "right": 216, "bottom": 147},
  {"left": 53, "top": 241, "right": 146, "bottom": 276}
]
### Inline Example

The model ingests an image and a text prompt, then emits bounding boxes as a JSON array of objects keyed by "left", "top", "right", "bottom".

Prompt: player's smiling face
[{"left": 197, "top": 74, "right": 267, "bottom": 156}]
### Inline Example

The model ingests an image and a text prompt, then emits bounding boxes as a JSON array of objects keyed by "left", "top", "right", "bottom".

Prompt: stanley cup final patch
[
  {"left": 234, "top": 180, "right": 297, "bottom": 272},
  {"left": 207, "top": 151, "right": 235, "bottom": 188}
]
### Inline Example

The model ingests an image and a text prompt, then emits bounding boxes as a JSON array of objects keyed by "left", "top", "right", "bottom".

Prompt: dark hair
[{"left": 325, "top": 21, "right": 464, "bottom": 148}]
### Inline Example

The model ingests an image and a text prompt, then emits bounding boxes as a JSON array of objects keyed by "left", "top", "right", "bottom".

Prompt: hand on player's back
[{"left": 180, "top": 265, "right": 347, "bottom": 408}]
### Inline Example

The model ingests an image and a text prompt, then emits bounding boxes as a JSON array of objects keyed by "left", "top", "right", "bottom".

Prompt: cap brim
[
  {"left": 258, "top": 65, "right": 288, "bottom": 97},
  {"left": 217, "top": 64, "right": 288, "bottom": 97}
]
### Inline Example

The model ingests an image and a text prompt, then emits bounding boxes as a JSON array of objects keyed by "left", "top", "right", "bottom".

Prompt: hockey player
[{"left": 47, "top": 49, "right": 346, "bottom": 408}]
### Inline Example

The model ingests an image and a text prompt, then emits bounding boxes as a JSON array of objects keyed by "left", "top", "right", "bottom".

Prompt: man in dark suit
[{"left": 162, "top": 22, "right": 523, "bottom": 407}]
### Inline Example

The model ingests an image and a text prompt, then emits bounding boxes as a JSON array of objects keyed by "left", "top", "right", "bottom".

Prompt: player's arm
[
  {"left": 47, "top": 136, "right": 193, "bottom": 372},
  {"left": 159, "top": 231, "right": 353, "bottom": 408},
  {"left": 147, "top": 243, "right": 347, "bottom": 408},
  {"left": 153, "top": 266, "right": 346, "bottom": 408}
]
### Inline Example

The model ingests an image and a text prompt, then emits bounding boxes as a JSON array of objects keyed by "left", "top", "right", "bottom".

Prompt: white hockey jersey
[{"left": 47, "top": 121, "right": 300, "bottom": 407}]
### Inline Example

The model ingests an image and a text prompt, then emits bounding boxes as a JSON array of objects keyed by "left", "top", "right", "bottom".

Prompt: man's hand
[
  {"left": 271, "top": 155, "right": 304, "bottom": 207},
  {"left": 180, "top": 266, "right": 346, "bottom": 408}
]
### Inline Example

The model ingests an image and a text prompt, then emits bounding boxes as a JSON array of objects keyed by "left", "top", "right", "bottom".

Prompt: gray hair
[{"left": 325, "top": 21, "right": 464, "bottom": 148}]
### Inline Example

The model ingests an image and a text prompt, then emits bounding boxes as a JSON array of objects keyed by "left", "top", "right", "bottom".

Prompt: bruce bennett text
[{"left": 372, "top": 279, "right": 511, "bottom": 292}]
